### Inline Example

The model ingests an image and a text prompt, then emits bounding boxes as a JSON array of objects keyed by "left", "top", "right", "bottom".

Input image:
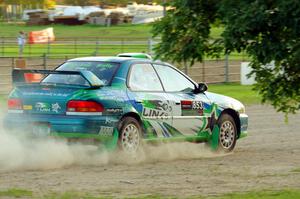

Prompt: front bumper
[
  {"left": 3, "top": 113, "right": 120, "bottom": 139},
  {"left": 239, "top": 113, "right": 248, "bottom": 138}
]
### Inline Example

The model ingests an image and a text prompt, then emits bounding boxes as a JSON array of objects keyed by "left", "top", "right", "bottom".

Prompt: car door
[
  {"left": 127, "top": 63, "right": 173, "bottom": 139},
  {"left": 152, "top": 63, "right": 211, "bottom": 137}
]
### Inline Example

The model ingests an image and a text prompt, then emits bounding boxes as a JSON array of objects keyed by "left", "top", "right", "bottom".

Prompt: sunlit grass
[{"left": 208, "top": 83, "right": 261, "bottom": 105}]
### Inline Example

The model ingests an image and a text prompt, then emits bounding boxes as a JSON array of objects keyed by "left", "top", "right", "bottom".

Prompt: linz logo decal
[
  {"left": 143, "top": 108, "right": 169, "bottom": 118},
  {"left": 142, "top": 100, "right": 172, "bottom": 119}
]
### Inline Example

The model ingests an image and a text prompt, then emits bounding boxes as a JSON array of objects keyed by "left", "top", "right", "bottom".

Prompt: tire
[
  {"left": 217, "top": 114, "right": 237, "bottom": 152},
  {"left": 118, "top": 117, "right": 142, "bottom": 153}
]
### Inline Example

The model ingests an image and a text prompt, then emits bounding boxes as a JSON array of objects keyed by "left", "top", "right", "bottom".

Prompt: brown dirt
[{"left": 0, "top": 105, "right": 299, "bottom": 197}]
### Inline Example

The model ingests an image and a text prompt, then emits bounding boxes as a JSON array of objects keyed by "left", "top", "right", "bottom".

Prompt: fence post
[
  {"left": 43, "top": 53, "right": 47, "bottom": 69},
  {"left": 121, "top": 38, "right": 124, "bottom": 53},
  {"left": 225, "top": 53, "right": 229, "bottom": 83},
  {"left": 95, "top": 38, "right": 99, "bottom": 56},
  {"left": 184, "top": 62, "right": 188, "bottom": 75},
  {"left": 1, "top": 37, "right": 4, "bottom": 56},
  {"left": 202, "top": 61, "right": 205, "bottom": 82},
  {"left": 11, "top": 57, "right": 15, "bottom": 69},
  {"left": 47, "top": 37, "right": 50, "bottom": 56},
  {"left": 29, "top": 43, "right": 31, "bottom": 57},
  {"left": 74, "top": 38, "right": 77, "bottom": 56}
]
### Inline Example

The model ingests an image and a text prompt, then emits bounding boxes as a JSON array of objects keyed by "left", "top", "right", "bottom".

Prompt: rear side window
[
  {"left": 128, "top": 63, "right": 163, "bottom": 91},
  {"left": 43, "top": 61, "right": 119, "bottom": 86}
]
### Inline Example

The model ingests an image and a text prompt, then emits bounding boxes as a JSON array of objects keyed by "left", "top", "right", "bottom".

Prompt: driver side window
[
  {"left": 128, "top": 63, "right": 163, "bottom": 91},
  {"left": 153, "top": 64, "right": 195, "bottom": 92}
]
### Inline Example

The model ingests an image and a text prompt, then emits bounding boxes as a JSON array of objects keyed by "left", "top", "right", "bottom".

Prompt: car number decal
[{"left": 98, "top": 126, "right": 114, "bottom": 136}]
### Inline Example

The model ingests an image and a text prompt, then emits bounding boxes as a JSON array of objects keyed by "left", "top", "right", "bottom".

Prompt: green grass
[
  {"left": 0, "top": 22, "right": 250, "bottom": 59},
  {"left": 0, "top": 189, "right": 299, "bottom": 199},
  {"left": 290, "top": 168, "right": 300, "bottom": 173},
  {"left": 213, "top": 190, "right": 300, "bottom": 199},
  {"left": 208, "top": 83, "right": 261, "bottom": 105},
  {"left": 0, "top": 23, "right": 153, "bottom": 57},
  {"left": 0, "top": 23, "right": 153, "bottom": 38},
  {"left": 0, "top": 94, "right": 6, "bottom": 105},
  {"left": 0, "top": 188, "right": 33, "bottom": 198}
]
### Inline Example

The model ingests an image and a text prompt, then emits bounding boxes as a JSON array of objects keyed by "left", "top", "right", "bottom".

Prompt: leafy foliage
[
  {"left": 152, "top": 0, "right": 222, "bottom": 67},
  {"left": 221, "top": 1, "right": 300, "bottom": 114},
  {"left": 153, "top": 0, "right": 300, "bottom": 114},
  {"left": 1, "top": 0, "right": 55, "bottom": 8}
]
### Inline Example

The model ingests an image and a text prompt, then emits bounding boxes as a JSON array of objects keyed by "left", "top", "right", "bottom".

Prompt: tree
[
  {"left": 221, "top": 0, "right": 300, "bottom": 114},
  {"left": 152, "top": 0, "right": 222, "bottom": 73},
  {"left": 1, "top": 0, "right": 55, "bottom": 8},
  {"left": 153, "top": 0, "right": 300, "bottom": 114}
]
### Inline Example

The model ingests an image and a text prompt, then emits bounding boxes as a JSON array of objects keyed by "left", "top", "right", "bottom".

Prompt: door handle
[
  {"left": 135, "top": 100, "right": 142, "bottom": 104},
  {"left": 175, "top": 102, "right": 181, "bottom": 105}
]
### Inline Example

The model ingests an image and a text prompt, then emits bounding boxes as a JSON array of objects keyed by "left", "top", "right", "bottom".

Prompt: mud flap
[
  {"left": 102, "top": 128, "right": 119, "bottom": 151},
  {"left": 210, "top": 125, "right": 219, "bottom": 151}
]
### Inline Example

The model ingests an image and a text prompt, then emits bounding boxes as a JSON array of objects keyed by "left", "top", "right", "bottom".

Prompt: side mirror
[{"left": 194, "top": 83, "right": 208, "bottom": 93}]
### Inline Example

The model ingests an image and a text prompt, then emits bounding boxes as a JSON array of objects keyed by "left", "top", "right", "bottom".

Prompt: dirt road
[{"left": 0, "top": 105, "right": 299, "bottom": 197}]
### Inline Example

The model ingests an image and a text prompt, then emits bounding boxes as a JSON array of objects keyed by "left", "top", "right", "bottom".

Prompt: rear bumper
[{"left": 3, "top": 113, "right": 120, "bottom": 139}]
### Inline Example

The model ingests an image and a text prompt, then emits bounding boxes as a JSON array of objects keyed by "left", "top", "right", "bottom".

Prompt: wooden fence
[{"left": 0, "top": 56, "right": 242, "bottom": 94}]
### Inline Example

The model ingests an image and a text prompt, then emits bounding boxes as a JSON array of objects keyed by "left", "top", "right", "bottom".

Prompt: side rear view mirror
[{"left": 194, "top": 83, "right": 208, "bottom": 93}]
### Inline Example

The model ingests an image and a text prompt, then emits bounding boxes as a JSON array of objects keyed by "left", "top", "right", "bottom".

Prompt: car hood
[{"left": 205, "top": 91, "right": 245, "bottom": 114}]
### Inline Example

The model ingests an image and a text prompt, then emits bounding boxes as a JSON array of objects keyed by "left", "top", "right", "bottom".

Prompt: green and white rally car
[{"left": 4, "top": 56, "right": 248, "bottom": 153}]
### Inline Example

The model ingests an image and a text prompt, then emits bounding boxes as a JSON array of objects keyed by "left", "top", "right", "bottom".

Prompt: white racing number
[
  {"left": 192, "top": 101, "right": 203, "bottom": 110},
  {"left": 98, "top": 126, "right": 114, "bottom": 136}
]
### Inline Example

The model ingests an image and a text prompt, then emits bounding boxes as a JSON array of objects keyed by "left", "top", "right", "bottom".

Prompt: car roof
[
  {"left": 67, "top": 56, "right": 172, "bottom": 68},
  {"left": 67, "top": 56, "right": 150, "bottom": 63}
]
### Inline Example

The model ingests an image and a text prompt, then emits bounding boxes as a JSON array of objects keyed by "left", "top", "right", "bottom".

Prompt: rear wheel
[
  {"left": 118, "top": 117, "right": 142, "bottom": 153},
  {"left": 218, "top": 114, "right": 237, "bottom": 152}
]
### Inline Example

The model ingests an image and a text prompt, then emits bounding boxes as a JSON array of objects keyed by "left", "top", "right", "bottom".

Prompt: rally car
[{"left": 4, "top": 56, "right": 248, "bottom": 153}]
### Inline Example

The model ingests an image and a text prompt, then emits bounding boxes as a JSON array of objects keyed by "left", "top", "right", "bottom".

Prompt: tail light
[
  {"left": 8, "top": 98, "right": 23, "bottom": 110},
  {"left": 66, "top": 100, "right": 104, "bottom": 115},
  {"left": 24, "top": 73, "right": 44, "bottom": 83}
]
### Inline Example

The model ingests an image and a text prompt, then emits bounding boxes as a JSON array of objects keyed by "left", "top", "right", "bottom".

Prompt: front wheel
[
  {"left": 118, "top": 117, "right": 142, "bottom": 153},
  {"left": 217, "top": 114, "right": 237, "bottom": 152}
]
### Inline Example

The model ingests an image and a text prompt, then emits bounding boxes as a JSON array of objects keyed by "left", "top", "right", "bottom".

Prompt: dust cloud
[{"left": 0, "top": 110, "right": 225, "bottom": 172}]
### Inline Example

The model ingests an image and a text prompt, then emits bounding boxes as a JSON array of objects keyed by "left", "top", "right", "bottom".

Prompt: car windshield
[{"left": 42, "top": 61, "right": 119, "bottom": 86}]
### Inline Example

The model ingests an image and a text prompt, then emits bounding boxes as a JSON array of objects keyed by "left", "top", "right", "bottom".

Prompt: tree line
[{"left": 0, "top": 0, "right": 167, "bottom": 7}]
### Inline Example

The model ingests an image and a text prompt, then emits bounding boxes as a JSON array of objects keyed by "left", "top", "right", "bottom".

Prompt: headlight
[
  {"left": 230, "top": 100, "right": 246, "bottom": 114},
  {"left": 237, "top": 106, "right": 246, "bottom": 114}
]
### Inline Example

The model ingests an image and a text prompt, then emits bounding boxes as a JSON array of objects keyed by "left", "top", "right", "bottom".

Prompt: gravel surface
[{"left": 0, "top": 105, "right": 299, "bottom": 197}]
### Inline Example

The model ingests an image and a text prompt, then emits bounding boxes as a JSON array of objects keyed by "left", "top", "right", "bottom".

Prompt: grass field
[
  {"left": 0, "top": 23, "right": 153, "bottom": 38},
  {"left": 0, "top": 23, "right": 223, "bottom": 38},
  {"left": 0, "top": 188, "right": 299, "bottom": 199},
  {"left": 0, "top": 22, "right": 248, "bottom": 59},
  {"left": 207, "top": 83, "right": 261, "bottom": 105}
]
